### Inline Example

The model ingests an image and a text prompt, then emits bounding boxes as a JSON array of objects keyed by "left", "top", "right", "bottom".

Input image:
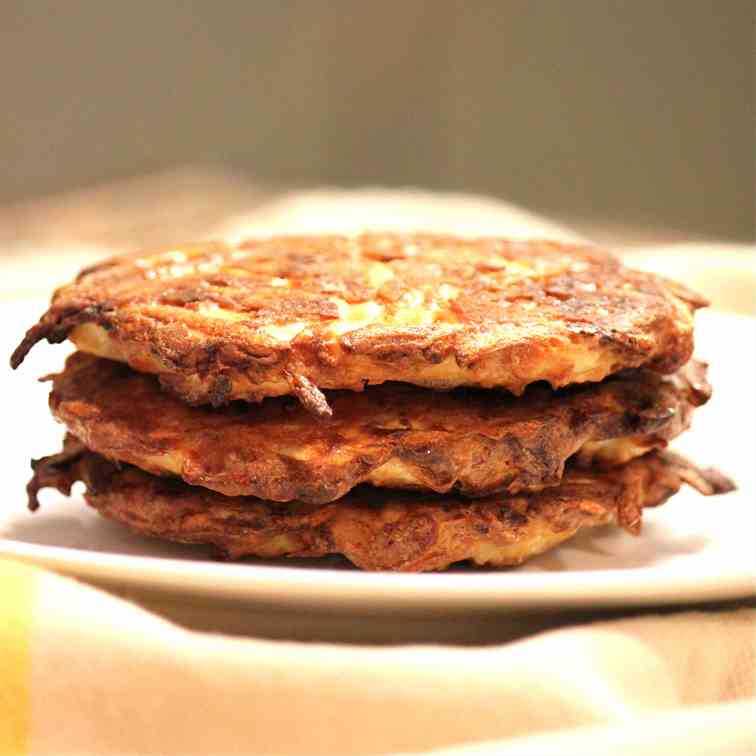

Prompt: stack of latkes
[{"left": 12, "top": 234, "right": 734, "bottom": 571}]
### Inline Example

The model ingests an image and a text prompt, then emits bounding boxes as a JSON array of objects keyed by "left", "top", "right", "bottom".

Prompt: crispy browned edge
[
  {"left": 26, "top": 437, "right": 734, "bottom": 572},
  {"left": 10, "top": 234, "right": 707, "bottom": 414},
  {"left": 49, "top": 352, "right": 711, "bottom": 503}
]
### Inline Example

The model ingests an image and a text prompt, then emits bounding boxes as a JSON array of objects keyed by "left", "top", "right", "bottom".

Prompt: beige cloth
[
  {"left": 2, "top": 559, "right": 754, "bottom": 756},
  {"left": 2, "top": 177, "right": 754, "bottom": 755}
]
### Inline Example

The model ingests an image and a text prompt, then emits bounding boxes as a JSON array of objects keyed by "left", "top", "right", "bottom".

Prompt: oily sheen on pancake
[
  {"left": 11, "top": 234, "right": 705, "bottom": 415},
  {"left": 49, "top": 352, "right": 710, "bottom": 503},
  {"left": 27, "top": 438, "right": 733, "bottom": 572}
]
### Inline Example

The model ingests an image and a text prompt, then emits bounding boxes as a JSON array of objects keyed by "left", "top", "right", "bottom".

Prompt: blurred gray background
[{"left": 1, "top": 1, "right": 753, "bottom": 240}]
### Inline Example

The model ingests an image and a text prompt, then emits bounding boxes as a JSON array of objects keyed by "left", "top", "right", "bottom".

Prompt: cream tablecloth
[{"left": 1, "top": 174, "right": 754, "bottom": 755}]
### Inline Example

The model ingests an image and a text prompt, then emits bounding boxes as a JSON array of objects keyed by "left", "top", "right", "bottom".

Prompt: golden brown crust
[
  {"left": 11, "top": 234, "right": 706, "bottom": 414},
  {"left": 26, "top": 440, "right": 734, "bottom": 571},
  {"left": 50, "top": 353, "right": 709, "bottom": 503}
]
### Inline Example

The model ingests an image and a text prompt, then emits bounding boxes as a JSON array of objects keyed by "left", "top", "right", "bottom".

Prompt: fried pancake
[
  {"left": 11, "top": 234, "right": 705, "bottom": 415},
  {"left": 27, "top": 438, "right": 733, "bottom": 571},
  {"left": 49, "top": 353, "right": 709, "bottom": 503}
]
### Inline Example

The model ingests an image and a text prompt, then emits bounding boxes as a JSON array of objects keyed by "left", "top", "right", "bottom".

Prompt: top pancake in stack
[
  {"left": 13, "top": 234, "right": 732, "bottom": 570},
  {"left": 12, "top": 234, "right": 702, "bottom": 415}
]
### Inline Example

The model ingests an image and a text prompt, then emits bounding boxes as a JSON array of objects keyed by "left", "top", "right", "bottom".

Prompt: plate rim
[{"left": 2, "top": 534, "right": 754, "bottom": 612}]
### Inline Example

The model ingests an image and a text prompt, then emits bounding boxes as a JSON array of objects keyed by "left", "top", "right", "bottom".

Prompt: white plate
[{"left": 1, "top": 302, "right": 754, "bottom": 622}]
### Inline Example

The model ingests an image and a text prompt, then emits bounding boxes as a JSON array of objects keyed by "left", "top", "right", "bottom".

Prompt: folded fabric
[{"left": 1, "top": 558, "right": 754, "bottom": 756}]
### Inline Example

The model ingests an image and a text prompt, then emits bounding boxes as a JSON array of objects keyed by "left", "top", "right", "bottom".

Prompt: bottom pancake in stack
[{"left": 26, "top": 353, "right": 733, "bottom": 571}]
